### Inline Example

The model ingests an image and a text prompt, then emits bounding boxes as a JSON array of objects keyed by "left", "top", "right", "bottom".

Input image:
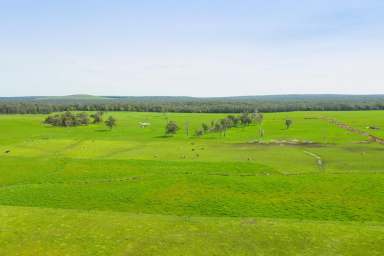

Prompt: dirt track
[{"left": 321, "top": 117, "right": 384, "bottom": 145}]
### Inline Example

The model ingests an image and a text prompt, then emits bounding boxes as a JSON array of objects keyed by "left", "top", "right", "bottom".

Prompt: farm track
[
  {"left": 6, "top": 139, "right": 86, "bottom": 157},
  {"left": 321, "top": 116, "right": 384, "bottom": 144},
  {"left": 304, "top": 151, "right": 324, "bottom": 170},
  {"left": 99, "top": 144, "right": 144, "bottom": 159},
  {"left": 60, "top": 139, "right": 85, "bottom": 153}
]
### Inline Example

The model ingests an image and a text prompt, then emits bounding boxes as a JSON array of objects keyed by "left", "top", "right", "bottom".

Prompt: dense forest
[{"left": 0, "top": 95, "right": 384, "bottom": 114}]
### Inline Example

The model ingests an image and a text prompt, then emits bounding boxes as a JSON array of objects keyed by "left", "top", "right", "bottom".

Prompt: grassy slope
[
  {"left": 0, "top": 111, "right": 384, "bottom": 255},
  {"left": 0, "top": 158, "right": 383, "bottom": 221}
]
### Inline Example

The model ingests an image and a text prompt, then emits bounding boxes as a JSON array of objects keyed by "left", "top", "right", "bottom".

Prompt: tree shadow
[
  {"left": 153, "top": 135, "right": 172, "bottom": 138},
  {"left": 95, "top": 129, "right": 110, "bottom": 132}
]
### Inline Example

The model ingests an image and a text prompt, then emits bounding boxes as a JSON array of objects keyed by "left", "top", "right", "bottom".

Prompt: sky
[{"left": 1, "top": 0, "right": 384, "bottom": 97}]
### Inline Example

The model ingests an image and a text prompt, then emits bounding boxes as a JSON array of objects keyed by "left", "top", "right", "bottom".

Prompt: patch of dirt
[{"left": 246, "top": 139, "right": 324, "bottom": 147}]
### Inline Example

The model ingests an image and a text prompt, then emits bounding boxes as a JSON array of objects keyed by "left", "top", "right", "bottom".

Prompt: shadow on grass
[
  {"left": 153, "top": 135, "right": 173, "bottom": 138},
  {"left": 95, "top": 129, "right": 111, "bottom": 132}
]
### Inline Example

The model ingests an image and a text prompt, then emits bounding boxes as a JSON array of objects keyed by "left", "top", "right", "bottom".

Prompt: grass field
[{"left": 0, "top": 111, "right": 384, "bottom": 255}]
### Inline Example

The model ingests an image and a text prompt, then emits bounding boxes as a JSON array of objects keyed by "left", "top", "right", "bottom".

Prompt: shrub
[{"left": 165, "top": 121, "right": 179, "bottom": 135}]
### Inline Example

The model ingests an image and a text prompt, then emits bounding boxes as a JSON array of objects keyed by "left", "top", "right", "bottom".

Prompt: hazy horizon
[
  {"left": 1, "top": 1, "right": 384, "bottom": 97},
  {"left": 3, "top": 93, "right": 384, "bottom": 99}
]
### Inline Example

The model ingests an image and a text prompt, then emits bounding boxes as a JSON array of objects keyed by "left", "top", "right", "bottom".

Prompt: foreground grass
[
  {"left": 1, "top": 206, "right": 383, "bottom": 256},
  {"left": 0, "top": 158, "right": 383, "bottom": 221}
]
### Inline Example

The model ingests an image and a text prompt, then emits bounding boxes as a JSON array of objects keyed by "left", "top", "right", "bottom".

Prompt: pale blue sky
[{"left": 1, "top": 0, "right": 384, "bottom": 96}]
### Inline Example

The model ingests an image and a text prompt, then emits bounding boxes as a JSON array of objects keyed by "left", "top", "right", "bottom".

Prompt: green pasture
[
  {"left": 1, "top": 206, "right": 383, "bottom": 256},
  {"left": 0, "top": 111, "right": 383, "bottom": 255}
]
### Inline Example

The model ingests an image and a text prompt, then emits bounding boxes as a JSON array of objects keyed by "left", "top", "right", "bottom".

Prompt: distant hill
[
  {"left": 2, "top": 94, "right": 384, "bottom": 102},
  {"left": 35, "top": 94, "right": 111, "bottom": 101}
]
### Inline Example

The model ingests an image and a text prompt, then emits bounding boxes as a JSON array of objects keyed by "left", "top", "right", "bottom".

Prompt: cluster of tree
[
  {"left": 195, "top": 112, "right": 264, "bottom": 137},
  {"left": 43, "top": 111, "right": 92, "bottom": 127},
  {"left": 2, "top": 95, "right": 384, "bottom": 114},
  {"left": 43, "top": 111, "right": 117, "bottom": 129}
]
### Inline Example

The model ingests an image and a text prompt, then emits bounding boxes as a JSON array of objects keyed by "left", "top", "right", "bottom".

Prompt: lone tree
[
  {"left": 105, "top": 116, "right": 117, "bottom": 130},
  {"left": 165, "top": 121, "right": 179, "bottom": 135},
  {"left": 285, "top": 119, "right": 293, "bottom": 129},
  {"left": 91, "top": 111, "right": 104, "bottom": 124},
  {"left": 259, "top": 127, "right": 265, "bottom": 138},
  {"left": 185, "top": 121, "right": 190, "bottom": 136}
]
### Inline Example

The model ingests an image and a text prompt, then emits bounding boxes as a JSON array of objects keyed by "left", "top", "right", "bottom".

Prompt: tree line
[
  {"left": 44, "top": 110, "right": 292, "bottom": 136},
  {"left": 165, "top": 112, "right": 265, "bottom": 137},
  {"left": 195, "top": 112, "right": 264, "bottom": 137},
  {"left": 1, "top": 95, "right": 384, "bottom": 114}
]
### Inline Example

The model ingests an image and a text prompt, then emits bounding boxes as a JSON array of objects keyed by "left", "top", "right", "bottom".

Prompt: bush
[
  {"left": 165, "top": 121, "right": 179, "bottom": 135},
  {"left": 195, "top": 129, "right": 204, "bottom": 137}
]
